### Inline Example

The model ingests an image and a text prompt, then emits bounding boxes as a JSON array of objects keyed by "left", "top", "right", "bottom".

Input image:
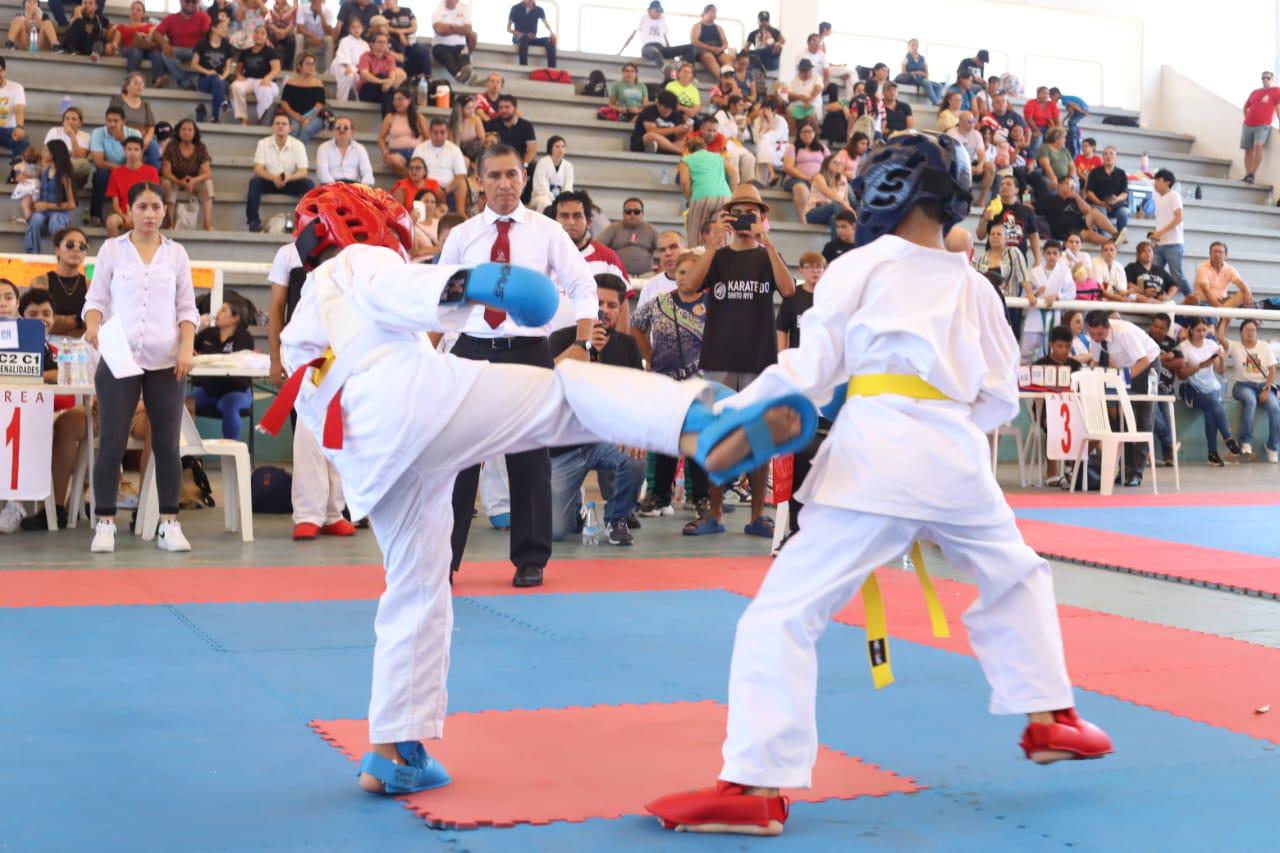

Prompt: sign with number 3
[
  {"left": 0, "top": 388, "right": 53, "bottom": 500},
  {"left": 1047, "top": 392, "right": 1086, "bottom": 461}
]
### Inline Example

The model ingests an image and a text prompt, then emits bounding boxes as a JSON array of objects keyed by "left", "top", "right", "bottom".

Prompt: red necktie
[{"left": 485, "top": 219, "right": 512, "bottom": 328}]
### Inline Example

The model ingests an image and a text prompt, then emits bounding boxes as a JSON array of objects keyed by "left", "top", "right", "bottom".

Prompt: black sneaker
[
  {"left": 195, "top": 103, "right": 208, "bottom": 123},
  {"left": 606, "top": 517, "right": 634, "bottom": 546},
  {"left": 626, "top": 511, "right": 641, "bottom": 530},
  {"left": 1225, "top": 437, "right": 1242, "bottom": 456},
  {"left": 1161, "top": 453, "right": 1173, "bottom": 467},
  {"left": 247, "top": 220, "right": 262, "bottom": 233},
  {"left": 637, "top": 495, "right": 672, "bottom": 517},
  {"left": 20, "top": 505, "right": 68, "bottom": 531},
  {"left": 1208, "top": 452, "right": 1225, "bottom": 467}
]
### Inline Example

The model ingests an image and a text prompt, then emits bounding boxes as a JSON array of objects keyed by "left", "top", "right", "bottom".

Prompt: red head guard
[{"left": 293, "top": 183, "right": 413, "bottom": 270}]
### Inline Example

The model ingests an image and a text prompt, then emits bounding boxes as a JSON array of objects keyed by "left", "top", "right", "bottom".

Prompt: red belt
[{"left": 259, "top": 355, "right": 345, "bottom": 450}]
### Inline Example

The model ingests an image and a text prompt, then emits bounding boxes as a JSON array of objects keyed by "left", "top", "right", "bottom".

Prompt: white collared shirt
[
  {"left": 82, "top": 234, "right": 200, "bottom": 370},
  {"left": 438, "top": 204, "right": 598, "bottom": 337},
  {"left": 297, "top": 3, "right": 333, "bottom": 39},
  {"left": 431, "top": 1, "right": 471, "bottom": 47},
  {"left": 636, "top": 272, "right": 676, "bottom": 307},
  {"left": 1091, "top": 318, "right": 1160, "bottom": 369},
  {"left": 254, "top": 134, "right": 308, "bottom": 176},
  {"left": 315, "top": 139, "right": 374, "bottom": 185},
  {"left": 409, "top": 138, "right": 468, "bottom": 187}
]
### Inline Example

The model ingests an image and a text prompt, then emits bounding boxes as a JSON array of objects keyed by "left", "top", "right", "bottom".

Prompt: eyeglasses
[
  {"left": 62, "top": 240, "right": 88, "bottom": 251},
  {"left": 623, "top": 208, "right": 642, "bottom": 214}
]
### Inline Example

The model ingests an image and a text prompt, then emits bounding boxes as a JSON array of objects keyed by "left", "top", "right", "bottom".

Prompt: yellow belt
[
  {"left": 846, "top": 374, "right": 953, "bottom": 688},
  {"left": 310, "top": 347, "right": 337, "bottom": 387}
]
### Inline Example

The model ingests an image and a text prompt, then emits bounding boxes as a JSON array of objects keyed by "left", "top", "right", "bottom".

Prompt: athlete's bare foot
[
  {"left": 357, "top": 742, "right": 401, "bottom": 792},
  {"left": 679, "top": 406, "right": 803, "bottom": 472}
]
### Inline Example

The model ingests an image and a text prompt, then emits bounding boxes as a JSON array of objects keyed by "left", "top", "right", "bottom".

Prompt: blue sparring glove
[{"left": 463, "top": 263, "right": 560, "bottom": 328}]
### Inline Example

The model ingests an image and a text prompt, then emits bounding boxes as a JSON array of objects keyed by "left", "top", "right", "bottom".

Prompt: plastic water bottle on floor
[{"left": 581, "top": 501, "right": 601, "bottom": 546}]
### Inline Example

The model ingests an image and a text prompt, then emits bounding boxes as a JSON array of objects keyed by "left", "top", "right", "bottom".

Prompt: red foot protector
[
  {"left": 1020, "top": 709, "right": 1113, "bottom": 763},
  {"left": 311, "top": 701, "right": 921, "bottom": 830},
  {"left": 646, "top": 780, "right": 789, "bottom": 833}
]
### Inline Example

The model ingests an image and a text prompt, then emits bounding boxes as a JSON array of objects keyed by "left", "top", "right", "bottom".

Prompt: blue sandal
[
  {"left": 743, "top": 516, "right": 775, "bottom": 538},
  {"left": 358, "top": 741, "right": 452, "bottom": 794},
  {"left": 683, "top": 516, "right": 726, "bottom": 536},
  {"left": 687, "top": 394, "right": 818, "bottom": 487}
]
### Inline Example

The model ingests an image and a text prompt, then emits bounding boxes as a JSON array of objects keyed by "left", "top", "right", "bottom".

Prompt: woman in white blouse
[
  {"left": 82, "top": 181, "right": 199, "bottom": 554},
  {"left": 529, "top": 135, "right": 574, "bottom": 212}
]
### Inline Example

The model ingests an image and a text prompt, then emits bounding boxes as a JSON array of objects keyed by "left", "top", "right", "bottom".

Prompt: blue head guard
[{"left": 850, "top": 134, "right": 972, "bottom": 248}]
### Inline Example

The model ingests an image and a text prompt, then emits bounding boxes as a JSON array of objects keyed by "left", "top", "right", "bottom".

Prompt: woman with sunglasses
[
  {"left": 83, "top": 181, "right": 199, "bottom": 554},
  {"left": 27, "top": 226, "right": 90, "bottom": 336}
]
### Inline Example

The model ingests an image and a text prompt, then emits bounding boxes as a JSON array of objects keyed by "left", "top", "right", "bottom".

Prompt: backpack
[
  {"left": 251, "top": 466, "right": 293, "bottom": 514},
  {"left": 596, "top": 105, "right": 621, "bottom": 121},
  {"left": 530, "top": 68, "right": 572, "bottom": 85},
  {"left": 583, "top": 69, "right": 608, "bottom": 97}
]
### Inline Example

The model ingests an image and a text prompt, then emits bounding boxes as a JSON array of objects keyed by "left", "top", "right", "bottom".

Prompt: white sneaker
[
  {"left": 90, "top": 518, "right": 117, "bottom": 553},
  {"left": 1268, "top": 448, "right": 1278, "bottom": 463},
  {"left": 1241, "top": 442, "right": 1254, "bottom": 457},
  {"left": 157, "top": 520, "right": 192, "bottom": 552},
  {"left": 0, "top": 501, "right": 26, "bottom": 534}
]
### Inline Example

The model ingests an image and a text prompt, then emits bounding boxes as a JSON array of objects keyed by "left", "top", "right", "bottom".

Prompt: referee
[{"left": 438, "top": 144, "right": 598, "bottom": 587}]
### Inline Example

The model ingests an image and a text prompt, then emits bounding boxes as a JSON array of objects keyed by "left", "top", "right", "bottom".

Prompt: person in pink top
[
  {"left": 1241, "top": 71, "right": 1280, "bottom": 183},
  {"left": 1190, "top": 240, "right": 1254, "bottom": 311}
]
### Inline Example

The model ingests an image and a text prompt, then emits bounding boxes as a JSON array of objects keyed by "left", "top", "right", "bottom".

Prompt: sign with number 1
[
  {"left": 0, "top": 387, "right": 53, "bottom": 500},
  {"left": 1047, "top": 393, "right": 1086, "bottom": 461}
]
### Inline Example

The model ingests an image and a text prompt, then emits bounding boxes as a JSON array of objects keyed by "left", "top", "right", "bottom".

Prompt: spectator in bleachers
[
  {"left": 881, "top": 82, "right": 914, "bottom": 133},
  {"left": 781, "top": 123, "right": 828, "bottom": 222},
  {"left": 191, "top": 13, "right": 236, "bottom": 122},
  {"left": 679, "top": 134, "right": 731, "bottom": 247},
  {"left": 206, "top": 0, "right": 237, "bottom": 34},
  {"left": 1038, "top": 175, "right": 1119, "bottom": 246},
  {"left": 89, "top": 106, "right": 140, "bottom": 225},
  {"left": 741, "top": 10, "right": 782, "bottom": 73},
  {"left": 111, "top": 73, "right": 162, "bottom": 170},
  {"left": 1176, "top": 316, "right": 1239, "bottom": 467},
  {"left": 957, "top": 48, "right": 988, "bottom": 80},
  {"left": 451, "top": 96, "right": 486, "bottom": 161},
  {"left": 946, "top": 70, "right": 977, "bottom": 112},
  {"left": 634, "top": 229, "right": 684, "bottom": 306},
  {"left": 105, "top": 137, "right": 160, "bottom": 237},
  {"left": 409, "top": 188, "right": 441, "bottom": 259},
  {"left": 23, "top": 140, "right": 76, "bottom": 254},
  {"left": 1227, "top": 319, "right": 1280, "bottom": 462},
  {"left": 979, "top": 174, "right": 1041, "bottom": 265},
  {"left": 816, "top": 22, "right": 854, "bottom": 96},
  {"left": 786, "top": 59, "right": 823, "bottom": 133},
  {"left": 240, "top": 0, "right": 271, "bottom": 39},
  {"left": 1022, "top": 239, "right": 1072, "bottom": 362},
  {"left": 393, "top": 156, "right": 443, "bottom": 207},
  {"left": 1125, "top": 241, "right": 1176, "bottom": 303},
  {"left": 13, "top": 146, "right": 41, "bottom": 222},
  {"left": 297, "top": 0, "right": 336, "bottom": 70},
  {"left": 1148, "top": 313, "right": 1181, "bottom": 465},
  {"left": 431, "top": 0, "right": 475, "bottom": 83},
  {"left": 702, "top": 109, "right": 755, "bottom": 191},
  {"left": 378, "top": 86, "right": 429, "bottom": 178},
  {"left": 776, "top": 250, "right": 823, "bottom": 355},
  {"left": 822, "top": 209, "right": 855, "bottom": 263},
  {"left": 475, "top": 71, "right": 504, "bottom": 120},
  {"left": 246, "top": 112, "right": 314, "bottom": 231},
  {"left": 330, "top": 15, "right": 368, "bottom": 101},
  {"left": 336, "top": 0, "right": 377, "bottom": 39},
  {"left": 1034, "top": 126, "right": 1075, "bottom": 200},
  {"left": 0, "top": 57, "right": 29, "bottom": 181},
  {"left": 27, "top": 227, "right": 89, "bottom": 335},
  {"left": 1092, "top": 239, "right": 1125, "bottom": 297},
  {"left": 714, "top": 94, "right": 755, "bottom": 162},
  {"left": 804, "top": 155, "right": 851, "bottom": 240},
  {"left": 44, "top": 106, "right": 92, "bottom": 194},
  {"left": 597, "top": 198, "right": 659, "bottom": 279},
  {"left": 153, "top": 0, "right": 213, "bottom": 90},
  {"left": 895, "top": 38, "right": 943, "bottom": 105},
  {"left": 357, "top": 31, "right": 407, "bottom": 114},
  {"left": 1023, "top": 86, "right": 1060, "bottom": 149},
  {"left": 530, "top": 135, "right": 573, "bottom": 212},
  {"left": 818, "top": 83, "right": 848, "bottom": 146},
  {"left": 1240, "top": 71, "right": 1280, "bottom": 183},
  {"left": 1084, "top": 144, "right": 1128, "bottom": 236},
  {"left": 666, "top": 61, "right": 702, "bottom": 122},
  {"left": 160, "top": 118, "right": 214, "bottom": 230},
  {"left": 547, "top": 274, "right": 645, "bottom": 545},
  {"left": 316, "top": 115, "right": 374, "bottom": 184},
  {"left": 730, "top": 53, "right": 758, "bottom": 103},
  {"left": 1191, "top": 241, "right": 1254, "bottom": 308},
  {"left": 610, "top": 62, "right": 650, "bottom": 121},
  {"left": 230, "top": 24, "right": 283, "bottom": 123},
  {"left": 988, "top": 91, "right": 1025, "bottom": 138},
  {"left": 508, "top": 0, "right": 557, "bottom": 67},
  {"left": 188, "top": 300, "right": 255, "bottom": 440},
  {"left": 1073, "top": 136, "right": 1101, "bottom": 182},
  {"left": 1084, "top": 309, "right": 1161, "bottom": 482},
  {"left": 947, "top": 110, "right": 996, "bottom": 203},
  {"left": 266, "top": 0, "right": 297, "bottom": 70},
  {"left": 1150, "top": 168, "right": 1189, "bottom": 295},
  {"left": 798, "top": 33, "right": 829, "bottom": 88},
  {"left": 278, "top": 52, "right": 327, "bottom": 141},
  {"left": 411, "top": 118, "right": 469, "bottom": 213},
  {"left": 688, "top": 4, "right": 731, "bottom": 81},
  {"left": 60, "top": 0, "right": 111, "bottom": 58},
  {"left": 833, "top": 131, "right": 869, "bottom": 193},
  {"left": 936, "top": 90, "right": 962, "bottom": 133},
  {"left": 632, "top": 89, "right": 688, "bottom": 155},
  {"left": 552, "top": 190, "right": 628, "bottom": 283},
  {"left": 686, "top": 185, "right": 794, "bottom": 536},
  {"left": 45, "top": 0, "right": 82, "bottom": 28},
  {"left": 380, "top": 0, "right": 432, "bottom": 83},
  {"left": 8, "top": 0, "right": 58, "bottom": 51},
  {"left": 485, "top": 94, "right": 537, "bottom": 202},
  {"left": 83, "top": 180, "right": 198, "bottom": 553},
  {"left": 973, "top": 219, "right": 1029, "bottom": 335},
  {"left": 1049, "top": 87, "right": 1088, "bottom": 157},
  {"left": 621, "top": 1, "right": 684, "bottom": 68}
]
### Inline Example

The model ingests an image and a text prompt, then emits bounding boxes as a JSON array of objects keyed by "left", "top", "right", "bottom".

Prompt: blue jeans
[
  {"left": 1065, "top": 114, "right": 1084, "bottom": 157},
  {"left": 47, "top": 0, "right": 80, "bottom": 26},
  {"left": 1099, "top": 201, "right": 1129, "bottom": 231},
  {"left": 24, "top": 209, "right": 71, "bottom": 254},
  {"left": 1181, "top": 383, "right": 1232, "bottom": 454},
  {"left": 90, "top": 164, "right": 116, "bottom": 220},
  {"left": 549, "top": 443, "right": 645, "bottom": 540},
  {"left": 1232, "top": 381, "right": 1280, "bottom": 450},
  {"left": 143, "top": 139, "right": 161, "bottom": 171},
  {"left": 160, "top": 47, "right": 197, "bottom": 89},
  {"left": 1152, "top": 398, "right": 1173, "bottom": 457},
  {"left": 894, "top": 73, "right": 943, "bottom": 106},
  {"left": 748, "top": 47, "right": 780, "bottom": 72},
  {"left": 189, "top": 386, "right": 253, "bottom": 440},
  {"left": 401, "top": 42, "right": 432, "bottom": 79},
  {"left": 197, "top": 74, "right": 228, "bottom": 120},
  {"left": 291, "top": 112, "right": 326, "bottom": 144},
  {"left": 805, "top": 202, "right": 843, "bottom": 241},
  {"left": 124, "top": 46, "right": 163, "bottom": 84},
  {"left": 514, "top": 34, "right": 555, "bottom": 67},
  {"left": 245, "top": 176, "right": 315, "bottom": 228},
  {"left": 1152, "top": 243, "right": 1189, "bottom": 296},
  {"left": 0, "top": 126, "right": 31, "bottom": 162}
]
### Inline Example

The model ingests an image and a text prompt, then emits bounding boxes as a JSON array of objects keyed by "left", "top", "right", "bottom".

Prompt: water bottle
[
  {"left": 60, "top": 94, "right": 73, "bottom": 114},
  {"left": 416, "top": 76, "right": 430, "bottom": 109},
  {"left": 581, "top": 501, "right": 601, "bottom": 546},
  {"left": 56, "top": 344, "right": 72, "bottom": 386},
  {"left": 1140, "top": 152, "right": 1150, "bottom": 173},
  {"left": 74, "top": 340, "right": 92, "bottom": 386},
  {"left": 28, "top": 21, "right": 38, "bottom": 53}
]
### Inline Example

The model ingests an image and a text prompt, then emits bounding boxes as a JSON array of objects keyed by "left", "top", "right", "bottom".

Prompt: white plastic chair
[
  {"left": 989, "top": 422, "right": 1028, "bottom": 487},
  {"left": 136, "top": 410, "right": 254, "bottom": 542},
  {"left": 1068, "top": 369, "right": 1158, "bottom": 497}
]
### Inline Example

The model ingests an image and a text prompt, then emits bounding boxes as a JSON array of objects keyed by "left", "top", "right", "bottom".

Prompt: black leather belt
[{"left": 457, "top": 334, "right": 546, "bottom": 350}]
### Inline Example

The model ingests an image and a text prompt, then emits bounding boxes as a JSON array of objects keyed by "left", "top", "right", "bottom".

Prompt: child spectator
[
  {"left": 11, "top": 144, "right": 40, "bottom": 221},
  {"left": 1022, "top": 240, "right": 1073, "bottom": 362},
  {"left": 104, "top": 137, "right": 160, "bottom": 237},
  {"left": 823, "top": 210, "right": 856, "bottom": 262},
  {"left": 1074, "top": 137, "right": 1101, "bottom": 182},
  {"left": 530, "top": 136, "right": 573, "bottom": 212},
  {"left": 329, "top": 16, "right": 369, "bottom": 101}
]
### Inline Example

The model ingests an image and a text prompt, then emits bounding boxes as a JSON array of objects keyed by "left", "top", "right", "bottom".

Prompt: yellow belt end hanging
[
  {"left": 860, "top": 572, "right": 894, "bottom": 689},
  {"left": 910, "top": 542, "right": 952, "bottom": 640}
]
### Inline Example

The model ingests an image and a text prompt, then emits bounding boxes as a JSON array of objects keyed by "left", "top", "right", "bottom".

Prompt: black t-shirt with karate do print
[{"left": 699, "top": 245, "right": 780, "bottom": 374}]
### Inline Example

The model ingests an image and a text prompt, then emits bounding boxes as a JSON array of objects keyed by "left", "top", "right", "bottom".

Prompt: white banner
[
  {"left": 0, "top": 386, "right": 54, "bottom": 501},
  {"left": 1046, "top": 393, "right": 1087, "bottom": 462}
]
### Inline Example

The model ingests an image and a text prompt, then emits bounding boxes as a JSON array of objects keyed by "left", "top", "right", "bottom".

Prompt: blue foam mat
[{"left": 1016, "top": 505, "right": 1280, "bottom": 559}]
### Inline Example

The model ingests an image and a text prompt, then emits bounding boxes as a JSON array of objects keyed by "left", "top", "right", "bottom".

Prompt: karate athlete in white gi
[
  {"left": 647, "top": 135, "right": 1114, "bottom": 837},
  {"left": 262, "top": 183, "right": 818, "bottom": 797}
]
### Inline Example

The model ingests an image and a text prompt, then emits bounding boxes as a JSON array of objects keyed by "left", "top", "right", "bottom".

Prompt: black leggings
[
  {"left": 93, "top": 362, "right": 185, "bottom": 517},
  {"left": 652, "top": 454, "right": 709, "bottom": 506}
]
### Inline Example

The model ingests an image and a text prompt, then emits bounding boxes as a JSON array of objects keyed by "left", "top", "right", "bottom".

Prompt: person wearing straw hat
[{"left": 684, "top": 182, "right": 796, "bottom": 537}]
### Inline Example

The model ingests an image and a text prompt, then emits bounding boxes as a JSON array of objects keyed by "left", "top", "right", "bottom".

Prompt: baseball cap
[
  {"left": 797, "top": 58, "right": 813, "bottom": 71},
  {"left": 720, "top": 65, "right": 734, "bottom": 75},
  {"left": 648, "top": 0, "right": 663, "bottom": 11}
]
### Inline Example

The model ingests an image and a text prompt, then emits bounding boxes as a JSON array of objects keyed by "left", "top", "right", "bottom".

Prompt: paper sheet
[{"left": 98, "top": 317, "right": 143, "bottom": 379}]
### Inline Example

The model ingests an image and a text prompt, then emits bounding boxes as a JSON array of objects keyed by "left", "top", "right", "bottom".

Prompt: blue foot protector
[
  {"left": 489, "top": 512, "right": 511, "bottom": 530},
  {"left": 689, "top": 394, "right": 818, "bottom": 487},
  {"left": 679, "top": 382, "right": 736, "bottom": 435},
  {"left": 358, "top": 741, "right": 451, "bottom": 794}
]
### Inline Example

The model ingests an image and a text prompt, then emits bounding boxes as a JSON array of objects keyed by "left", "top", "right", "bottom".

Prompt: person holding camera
[{"left": 684, "top": 184, "right": 795, "bottom": 536}]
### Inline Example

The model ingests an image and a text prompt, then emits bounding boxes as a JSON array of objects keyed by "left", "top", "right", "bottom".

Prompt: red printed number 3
[
  {"left": 5, "top": 406, "right": 18, "bottom": 490},
  {"left": 1059, "top": 401, "right": 1072, "bottom": 455}
]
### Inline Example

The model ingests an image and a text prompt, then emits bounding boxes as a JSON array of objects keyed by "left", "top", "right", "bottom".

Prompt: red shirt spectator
[
  {"left": 155, "top": 7, "right": 211, "bottom": 49},
  {"left": 106, "top": 163, "right": 161, "bottom": 212},
  {"left": 1023, "top": 97, "right": 1060, "bottom": 131},
  {"left": 393, "top": 175, "right": 444, "bottom": 205},
  {"left": 358, "top": 50, "right": 397, "bottom": 79},
  {"left": 1244, "top": 83, "right": 1280, "bottom": 126},
  {"left": 1074, "top": 152, "right": 1102, "bottom": 178},
  {"left": 117, "top": 21, "right": 155, "bottom": 48}
]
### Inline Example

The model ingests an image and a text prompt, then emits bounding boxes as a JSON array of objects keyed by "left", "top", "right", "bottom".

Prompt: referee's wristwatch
[{"left": 571, "top": 340, "right": 589, "bottom": 352}]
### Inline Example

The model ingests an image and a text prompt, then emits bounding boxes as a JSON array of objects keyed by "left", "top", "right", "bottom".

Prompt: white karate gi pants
[
  {"left": 478, "top": 456, "right": 510, "bottom": 518},
  {"left": 720, "top": 503, "right": 1075, "bottom": 788},
  {"left": 365, "top": 359, "right": 709, "bottom": 744},
  {"left": 291, "top": 418, "right": 345, "bottom": 527}
]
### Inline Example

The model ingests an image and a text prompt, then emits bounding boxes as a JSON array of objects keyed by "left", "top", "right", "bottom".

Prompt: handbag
[{"left": 174, "top": 196, "right": 200, "bottom": 230}]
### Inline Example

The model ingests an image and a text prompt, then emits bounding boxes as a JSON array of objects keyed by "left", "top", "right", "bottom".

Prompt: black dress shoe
[{"left": 512, "top": 565, "right": 544, "bottom": 587}]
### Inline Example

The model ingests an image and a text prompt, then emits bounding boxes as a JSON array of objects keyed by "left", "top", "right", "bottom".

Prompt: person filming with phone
[{"left": 684, "top": 184, "right": 795, "bottom": 538}]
